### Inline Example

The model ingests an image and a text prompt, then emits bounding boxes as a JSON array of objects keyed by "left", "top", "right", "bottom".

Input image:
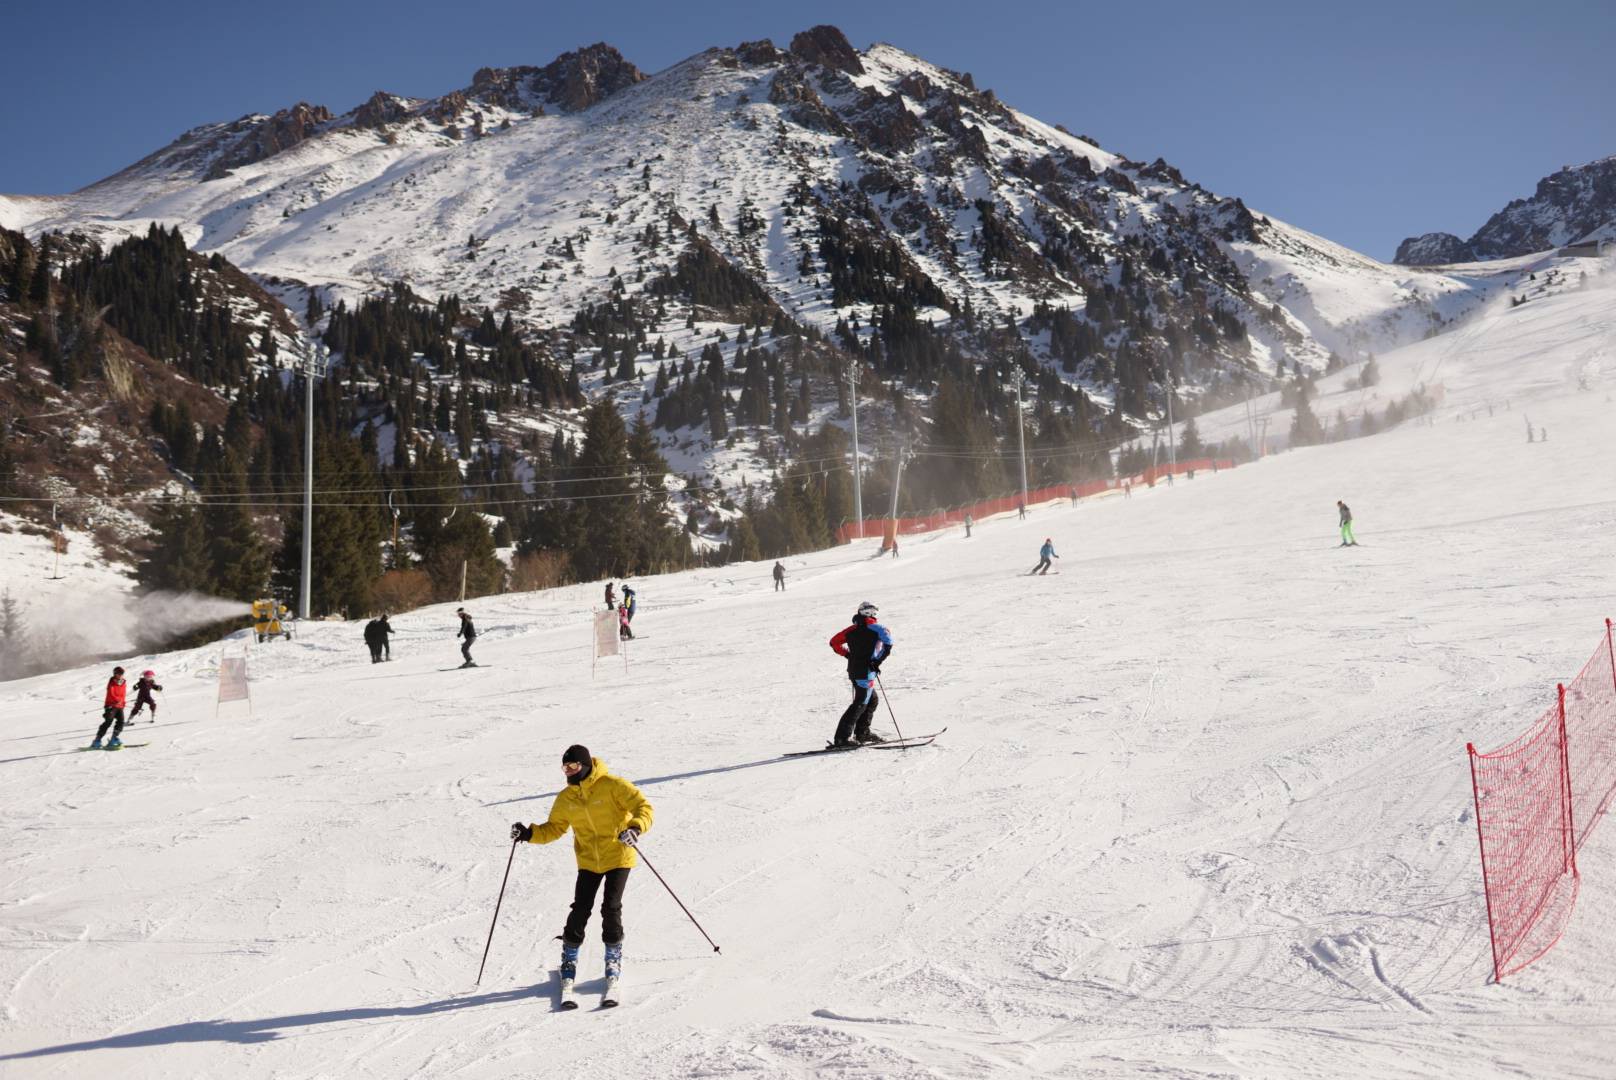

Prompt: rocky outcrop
[
  {"left": 768, "top": 65, "right": 849, "bottom": 136},
  {"left": 352, "top": 91, "right": 411, "bottom": 130},
  {"left": 530, "top": 44, "right": 645, "bottom": 112},
  {"left": 789, "top": 25, "right": 864, "bottom": 75},
  {"left": 204, "top": 103, "right": 332, "bottom": 179},
  {"left": 1393, "top": 232, "right": 1475, "bottom": 266},
  {"left": 735, "top": 39, "right": 781, "bottom": 66}
]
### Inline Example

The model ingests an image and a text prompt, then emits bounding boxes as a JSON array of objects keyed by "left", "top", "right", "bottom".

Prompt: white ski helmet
[{"left": 856, "top": 601, "right": 879, "bottom": 620}]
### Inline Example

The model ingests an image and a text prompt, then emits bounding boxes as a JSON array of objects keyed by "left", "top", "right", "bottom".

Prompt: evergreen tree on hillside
[
  {"left": 138, "top": 503, "right": 215, "bottom": 594},
  {"left": 203, "top": 452, "right": 271, "bottom": 600},
  {"left": 569, "top": 400, "right": 636, "bottom": 579},
  {"left": 275, "top": 436, "right": 384, "bottom": 616}
]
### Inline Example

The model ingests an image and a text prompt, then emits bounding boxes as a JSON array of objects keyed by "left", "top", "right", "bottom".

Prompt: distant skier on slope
[
  {"left": 376, "top": 613, "right": 394, "bottom": 660},
  {"left": 90, "top": 665, "right": 128, "bottom": 750},
  {"left": 510, "top": 744, "right": 653, "bottom": 1009},
  {"left": 964, "top": 513, "right": 973, "bottom": 538},
  {"left": 828, "top": 601, "right": 893, "bottom": 747},
  {"left": 622, "top": 586, "right": 637, "bottom": 628},
  {"left": 128, "top": 670, "right": 163, "bottom": 722},
  {"left": 617, "top": 602, "right": 633, "bottom": 641},
  {"left": 773, "top": 561, "right": 786, "bottom": 591},
  {"left": 1337, "top": 501, "right": 1358, "bottom": 547},
  {"left": 1032, "top": 538, "right": 1059, "bottom": 575},
  {"left": 605, "top": 581, "right": 616, "bottom": 611},
  {"left": 456, "top": 608, "right": 478, "bottom": 667}
]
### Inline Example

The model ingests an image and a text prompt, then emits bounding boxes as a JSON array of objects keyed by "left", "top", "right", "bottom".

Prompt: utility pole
[
  {"left": 1244, "top": 386, "right": 1258, "bottom": 461},
  {"left": 845, "top": 359, "right": 864, "bottom": 538},
  {"left": 299, "top": 344, "right": 327, "bottom": 621},
  {"left": 1010, "top": 369, "right": 1029, "bottom": 509},
  {"left": 887, "top": 441, "right": 909, "bottom": 521},
  {"left": 1165, "top": 373, "right": 1177, "bottom": 487}
]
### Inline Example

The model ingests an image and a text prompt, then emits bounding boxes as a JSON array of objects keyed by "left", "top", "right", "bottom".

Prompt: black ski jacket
[{"left": 458, "top": 617, "right": 477, "bottom": 641}]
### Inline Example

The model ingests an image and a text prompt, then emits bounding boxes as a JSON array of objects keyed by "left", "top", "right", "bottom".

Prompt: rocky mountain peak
[
  {"left": 789, "top": 25, "right": 865, "bottom": 75},
  {"left": 203, "top": 102, "right": 332, "bottom": 180}
]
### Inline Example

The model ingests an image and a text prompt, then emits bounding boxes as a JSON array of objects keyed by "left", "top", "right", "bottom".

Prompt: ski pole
[
  {"left": 875, "top": 673, "right": 907, "bottom": 748},
  {"left": 476, "top": 838, "right": 519, "bottom": 985},
  {"left": 627, "top": 838, "right": 721, "bottom": 954}
]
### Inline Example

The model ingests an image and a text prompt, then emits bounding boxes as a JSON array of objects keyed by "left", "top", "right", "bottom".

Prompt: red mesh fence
[
  {"left": 1467, "top": 697, "right": 1578, "bottom": 981},
  {"left": 834, "top": 458, "right": 1236, "bottom": 544},
  {"left": 1564, "top": 620, "right": 1616, "bottom": 851}
]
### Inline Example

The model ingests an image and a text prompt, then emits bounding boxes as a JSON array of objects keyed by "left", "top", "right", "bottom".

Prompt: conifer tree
[{"left": 138, "top": 503, "right": 215, "bottom": 594}]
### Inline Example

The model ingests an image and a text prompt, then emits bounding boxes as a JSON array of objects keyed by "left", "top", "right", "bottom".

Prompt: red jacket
[{"left": 104, "top": 676, "right": 127, "bottom": 709}]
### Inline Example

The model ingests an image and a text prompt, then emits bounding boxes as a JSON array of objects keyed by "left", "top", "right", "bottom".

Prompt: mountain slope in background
[{"left": 1395, "top": 154, "right": 1616, "bottom": 265}]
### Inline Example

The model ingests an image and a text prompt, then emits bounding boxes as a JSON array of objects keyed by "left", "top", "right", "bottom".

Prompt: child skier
[
  {"left": 456, "top": 608, "right": 478, "bottom": 667},
  {"left": 827, "top": 601, "right": 893, "bottom": 747},
  {"left": 90, "top": 665, "right": 129, "bottom": 749},
  {"left": 617, "top": 602, "right": 633, "bottom": 641},
  {"left": 511, "top": 744, "right": 653, "bottom": 1009},
  {"left": 128, "top": 670, "right": 163, "bottom": 722}
]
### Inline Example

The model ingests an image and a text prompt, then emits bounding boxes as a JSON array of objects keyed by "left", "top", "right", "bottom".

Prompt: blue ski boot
[
  {"left": 106, "top": 737, "right": 122, "bottom": 751},
  {"left": 559, "top": 942, "right": 579, "bottom": 1010},
  {"left": 603, "top": 942, "right": 622, "bottom": 1007}
]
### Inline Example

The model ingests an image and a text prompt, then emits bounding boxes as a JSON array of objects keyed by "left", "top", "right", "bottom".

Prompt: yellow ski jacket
[{"left": 525, "top": 759, "right": 653, "bottom": 872}]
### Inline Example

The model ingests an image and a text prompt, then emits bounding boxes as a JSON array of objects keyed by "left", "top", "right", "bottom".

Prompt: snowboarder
[
  {"left": 363, "top": 618, "right": 385, "bottom": 663},
  {"left": 1032, "top": 538, "right": 1059, "bottom": 575},
  {"left": 1337, "top": 501, "right": 1357, "bottom": 547},
  {"left": 605, "top": 581, "right": 616, "bottom": 611},
  {"left": 964, "top": 514, "right": 973, "bottom": 538},
  {"left": 828, "top": 601, "right": 894, "bottom": 747},
  {"left": 456, "top": 608, "right": 478, "bottom": 667},
  {"left": 377, "top": 613, "right": 393, "bottom": 661},
  {"left": 617, "top": 602, "right": 633, "bottom": 641},
  {"left": 128, "top": 670, "right": 163, "bottom": 722},
  {"left": 90, "top": 665, "right": 128, "bottom": 750},
  {"left": 773, "top": 562, "right": 786, "bottom": 591},
  {"left": 510, "top": 744, "right": 653, "bottom": 1008}
]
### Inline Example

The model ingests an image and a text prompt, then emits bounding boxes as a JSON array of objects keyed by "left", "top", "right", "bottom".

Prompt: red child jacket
[{"left": 104, "top": 676, "right": 127, "bottom": 709}]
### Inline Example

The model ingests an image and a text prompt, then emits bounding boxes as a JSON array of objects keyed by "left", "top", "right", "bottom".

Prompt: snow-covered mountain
[
  {"left": 1395, "top": 154, "right": 1616, "bottom": 265},
  {"left": 8, "top": 27, "right": 1508, "bottom": 398}
]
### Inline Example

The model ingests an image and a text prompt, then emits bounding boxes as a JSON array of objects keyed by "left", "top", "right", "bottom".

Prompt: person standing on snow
[
  {"left": 128, "top": 670, "right": 163, "bottom": 722},
  {"left": 622, "top": 587, "right": 637, "bottom": 628},
  {"left": 1032, "top": 538, "right": 1059, "bottom": 575},
  {"left": 617, "top": 602, "right": 633, "bottom": 641},
  {"left": 964, "top": 514, "right": 973, "bottom": 538},
  {"left": 377, "top": 613, "right": 394, "bottom": 661},
  {"left": 456, "top": 608, "right": 478, "bottom": 667},
  {"left": 90, "top": 665, "right": 129, "bottom": 750},
  {"left": 363, "top": 618, "right": 385, "bottom": 663},
  {"left": 828, "top": 601, "right": 893, "bottom": 747},
  {"left": 604, "top": 581, "right": 616, "bottom": 611},
  {"left": 773, "top": 562, "right": 786, "bottom": 591},
  {"left": 1337, "top": 501, "right": 1357, "bottom": 547},
  {"left": 510, "top": 744, "right": 653, "bottom": 1008}
]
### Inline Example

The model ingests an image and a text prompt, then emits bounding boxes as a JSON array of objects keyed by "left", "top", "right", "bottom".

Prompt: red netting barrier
[
  {"left": 1564, "top": 620, "right": 1616, "bottom": 851},
  {"left": 834, "top": 458, "right": 1236, "bottom": 544},
  {"left": 1467, "top": 695, "right": 1578, "bottom": 981}
]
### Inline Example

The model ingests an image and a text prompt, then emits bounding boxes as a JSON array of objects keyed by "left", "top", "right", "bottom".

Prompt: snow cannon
[{"left": 251, "top": 599, "right": 293, "bottom": 643}]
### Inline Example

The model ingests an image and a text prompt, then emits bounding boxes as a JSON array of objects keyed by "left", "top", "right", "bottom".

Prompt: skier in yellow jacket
[{"left": 511, "top": 744, "right": 652, "bottom": 1005}]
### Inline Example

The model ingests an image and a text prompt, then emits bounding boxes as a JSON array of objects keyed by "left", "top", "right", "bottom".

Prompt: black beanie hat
[{"left": 563, "top": 744, "right": 593, "bottom": 784}]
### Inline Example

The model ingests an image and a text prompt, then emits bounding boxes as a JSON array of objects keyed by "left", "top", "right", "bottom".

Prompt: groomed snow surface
[{"left": 4, "top": 326, "right": 1616, "bottom": 1075}]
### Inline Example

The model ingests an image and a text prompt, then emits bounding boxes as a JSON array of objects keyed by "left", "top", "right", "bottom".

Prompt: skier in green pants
[{"left": 1337, "top": 500, "right": 1357, "bottom": 547}]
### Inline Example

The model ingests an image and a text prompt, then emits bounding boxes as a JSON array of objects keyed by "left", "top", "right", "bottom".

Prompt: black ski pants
[
  {"left": 129, "top": 696, "right": 157, "bottom": 719},
  {"left": 1033, "top": 557, "right": 1052, "bottom": 575},
  {"left": 834, "top": 679, "right": 879, "bottom": 743},
  {"left": 367, "top": 642, "right": 383, "bottom": 663},
  {"left": 460, "top": 638, "right": 474, "bottom": 663},
  {"left": 564, "top": 867, "right": 631, "bottom": 945},
  {"left": 94, "top": 707, "right": 125, "bottom": 742}
]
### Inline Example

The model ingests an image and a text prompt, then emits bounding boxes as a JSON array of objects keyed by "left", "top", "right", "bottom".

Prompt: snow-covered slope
[{"left": 2, "top": 276, "right": 1614, "bottom": 1077}]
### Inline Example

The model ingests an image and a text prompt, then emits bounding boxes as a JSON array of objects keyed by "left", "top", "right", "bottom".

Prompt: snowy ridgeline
[{"left": 2, "top": 281, "right": 1616, "bottom": 1077}]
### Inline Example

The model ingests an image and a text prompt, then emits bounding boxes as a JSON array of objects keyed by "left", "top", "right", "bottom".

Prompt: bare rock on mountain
[
  {"left": 533, "top": 43, "right": 646, "bottom": 112},
  {"left": 789, "top": 25, "right": 865, "bottom": 75},
  {"left": 352, "top": 91, "right": 412, "bottom": 130},
  {"left": 203, "top": 103, "right": 332, "bottom": 180},
  {"left": 1393, "top": 232, "right": 1475, "bottom": 266}
]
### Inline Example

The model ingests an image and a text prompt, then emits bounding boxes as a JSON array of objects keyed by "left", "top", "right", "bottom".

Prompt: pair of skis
[
  {"left": 783, "top": 728, "right": 947, "bottom": 757},
  {"left": 559, "top": 975, "right": 618, "bottom": 1010}
]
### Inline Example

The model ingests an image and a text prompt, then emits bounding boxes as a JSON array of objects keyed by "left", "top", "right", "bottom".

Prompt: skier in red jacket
[{"left": 91, "top": 666, "right": 129, "bottom": 750}]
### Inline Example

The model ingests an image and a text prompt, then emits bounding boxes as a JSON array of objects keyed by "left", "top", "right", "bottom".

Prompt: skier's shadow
[
  {"left": 485, "top": 753, "right": 828, "bottom": 806},
  {"left": 0, "top": 986, "right": 538, "bottom": 1060}
]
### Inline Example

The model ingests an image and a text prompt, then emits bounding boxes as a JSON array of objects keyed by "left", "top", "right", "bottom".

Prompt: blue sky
[{"left": 3, "top": 0, "right": 1612, "bottom": 259}]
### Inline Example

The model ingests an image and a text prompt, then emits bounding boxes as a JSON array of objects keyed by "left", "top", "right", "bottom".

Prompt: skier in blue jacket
[
  {"left": 828, "top": 602, "right": 894, "bottom": 746},
  {"left": 1032, "top": 538, "right": 1059, "bottom": 575}
]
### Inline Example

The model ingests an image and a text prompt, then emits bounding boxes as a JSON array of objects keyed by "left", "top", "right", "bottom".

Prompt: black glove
[
  {"left": 511, "top": 822, "right": 532, "bottom": 842},
  {"left": 617, "top": 827, "right": 640, "bottom": 846}
]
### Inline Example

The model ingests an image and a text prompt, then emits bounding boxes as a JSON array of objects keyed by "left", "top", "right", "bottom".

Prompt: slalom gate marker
[
  {"left": 1465, "top": 617, "right": 1616, "bottom": 980},
  {"left": 592, "top": 609, "right": 627, "bottom": 678},
  {"left": 216, "top": 646, "right": 252, "bottom": 719}
]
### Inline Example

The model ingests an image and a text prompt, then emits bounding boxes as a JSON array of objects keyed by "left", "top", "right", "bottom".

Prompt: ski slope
[{"left": 4, "top": 340, "right": 1616, "bottom": 1075}]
